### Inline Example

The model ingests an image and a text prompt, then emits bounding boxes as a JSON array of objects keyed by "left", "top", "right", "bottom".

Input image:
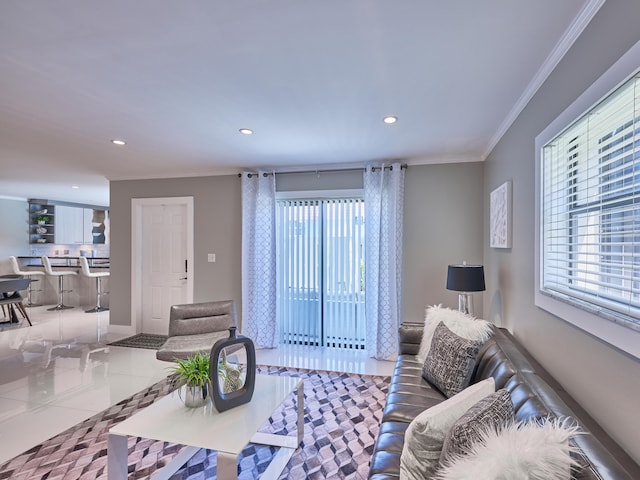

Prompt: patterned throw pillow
[
  {"left": 440, "top": 389, "right": 515, "bottom": 464},
  {"left": 423, "top": 322, "right": 483, "bottom": 398},
  {"left": 399, "top": 377, "right": 496, "bottom": 480}
]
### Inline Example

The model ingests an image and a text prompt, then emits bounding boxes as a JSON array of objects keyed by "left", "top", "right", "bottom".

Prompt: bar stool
[
  {"left": 79, "top": 256, "right": 109, "bottom": 313},
  {"left": 41, "top": 256, "right": 77, "bottom": 310},
  {"left": 9, "top": 256, "right": 44, "bottom": 307}
]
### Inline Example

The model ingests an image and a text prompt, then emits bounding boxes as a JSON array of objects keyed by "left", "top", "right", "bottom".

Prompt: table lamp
[{"left": 446, "top": 262, "right": 485, "bottom": 316}]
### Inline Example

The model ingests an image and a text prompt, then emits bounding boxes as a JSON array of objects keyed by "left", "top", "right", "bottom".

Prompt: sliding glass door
[{"left": 276, "top": 198, "right": 366, "bottom": 349}]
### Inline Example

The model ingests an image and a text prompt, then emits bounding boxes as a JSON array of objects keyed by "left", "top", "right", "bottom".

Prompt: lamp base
[{"left": 457, "top": 293, "right": 474, "bottom": 316}]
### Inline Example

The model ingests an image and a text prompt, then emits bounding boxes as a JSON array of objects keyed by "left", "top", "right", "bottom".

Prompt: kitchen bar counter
[
  {"left": 12, "top": 257, "right": 110, "bottom": 310},
  {"left": 17, "top": 256, "right": 109, "bottom": 268}
]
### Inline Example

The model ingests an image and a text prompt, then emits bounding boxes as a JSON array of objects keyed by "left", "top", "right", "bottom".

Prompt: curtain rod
[{"left": 238, "top": 164, "right": 407, "bottom": 178}]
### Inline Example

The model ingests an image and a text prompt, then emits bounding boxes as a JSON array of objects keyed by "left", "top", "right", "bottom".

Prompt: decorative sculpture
[{"left": 209, "top": 326, "right": 256, "bottom": 412}]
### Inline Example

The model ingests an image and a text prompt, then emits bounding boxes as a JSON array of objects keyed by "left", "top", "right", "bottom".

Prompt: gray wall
[
  {"left": 404, "top": 163, "right": 484, "bottom": 323},
  {"left": 109, "top": 163, "right": 483, "bottom": 331},
  {"left": 483, "top": 0, "right": 640, "bottom": 463},
  {"left": 0, "top": 198, "right": 30, "bottom": 275},
  {"left": 109, "top": 176, "right": 242, "bottom": 327}
]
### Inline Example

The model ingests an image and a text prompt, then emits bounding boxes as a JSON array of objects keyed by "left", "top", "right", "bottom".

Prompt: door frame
[{"left": 131, "top": 197, "right": 194, "bottom": 333}]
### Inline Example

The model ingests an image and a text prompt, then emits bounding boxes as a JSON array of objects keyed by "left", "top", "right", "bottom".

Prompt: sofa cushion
[
  {"left": 440, "top": 389, "right": 514, "bottom": 463},
  {"left": 399, "top": 377, "right": 495, "bottom": 480},
  {"left": 423, "top": 323, "right": 483, "bottom": 398}
]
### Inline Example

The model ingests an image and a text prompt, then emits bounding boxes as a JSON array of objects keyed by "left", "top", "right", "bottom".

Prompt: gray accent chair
[{"left": 156, "top": 300, "right": 237, "bottom": 362}]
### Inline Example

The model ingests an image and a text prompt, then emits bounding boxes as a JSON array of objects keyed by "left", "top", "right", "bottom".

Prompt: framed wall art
[{"left": 490, "top": 180, "right": 512, "bottom": 249}]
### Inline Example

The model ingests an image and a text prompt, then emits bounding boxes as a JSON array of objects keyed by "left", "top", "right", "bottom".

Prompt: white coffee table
[{"left": 108, "top": 374, "right": 304, "bottom": 480}]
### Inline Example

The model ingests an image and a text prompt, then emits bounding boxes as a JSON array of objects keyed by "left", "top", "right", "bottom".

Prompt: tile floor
[{"left": 0, "top": 305, "right": 394, "bottom": 465}]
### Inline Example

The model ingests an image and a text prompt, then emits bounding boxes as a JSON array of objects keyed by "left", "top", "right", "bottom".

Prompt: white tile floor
[{"left": 0, "top": 305, "right": 394, "bottom": 465}]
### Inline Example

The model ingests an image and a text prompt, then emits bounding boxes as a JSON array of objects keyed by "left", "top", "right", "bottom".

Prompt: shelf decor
[
  {"left": 209, "top": 326, "right": 256, "bottom": 412},
  {"left": 490, "top": 181, "right": 512, "bottom": 249}
]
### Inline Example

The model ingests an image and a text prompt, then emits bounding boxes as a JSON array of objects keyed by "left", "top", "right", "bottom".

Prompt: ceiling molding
[
  {"left": 483, "top": 0, "right": 606, "bottom": 160},
  {"left": 106, "top": 166, "right": 242, "bottom": 182},
  {"left": 0, "top": 195, "right": 27, "bottom": 202}
]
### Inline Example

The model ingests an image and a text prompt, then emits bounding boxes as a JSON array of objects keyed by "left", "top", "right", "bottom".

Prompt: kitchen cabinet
[
  {"left": 29, "top": 199, "right": 108, "bottom": 245},
  {"left": 54, "top": 206, "right": 91, "bottom": 244}
]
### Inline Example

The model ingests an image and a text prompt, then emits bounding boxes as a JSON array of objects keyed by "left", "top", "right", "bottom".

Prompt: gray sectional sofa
[{"left": 368, "top": 324, "right": 640, "bottom": 479}]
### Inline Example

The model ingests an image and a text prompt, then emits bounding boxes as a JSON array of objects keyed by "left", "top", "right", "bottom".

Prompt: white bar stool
[
  {"left": 9, "top": 256, "right": 45, "bottom": 307},
  {"left": 79, "top": 256, "right": 109, "bottom": 313},
  {"left": 41, "top": 256, "right": 77, "bottom": 310}
]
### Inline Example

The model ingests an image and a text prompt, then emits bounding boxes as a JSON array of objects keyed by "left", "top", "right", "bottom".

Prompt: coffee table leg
[
  {"left": 217, "top": 451, "right": 238, "bottom": 480},
  {"left": 107, "top": 433, "right": 128, "bottom": 480},
  {"left": 297, "top": 381, "right": 304, "bottom": 443}
]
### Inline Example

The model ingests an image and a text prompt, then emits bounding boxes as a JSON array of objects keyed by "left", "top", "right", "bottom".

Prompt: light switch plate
[{"left": 208, "top": 253, "right": 216, "bottom": 263}]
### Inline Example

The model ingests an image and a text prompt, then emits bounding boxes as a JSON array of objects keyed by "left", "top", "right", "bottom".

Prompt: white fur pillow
[
  {"left": 418, "top": 305, "right": 493, "bottom": 362},
  {"left": 436, "top": 418, "right": 582, "bottom": 480}
]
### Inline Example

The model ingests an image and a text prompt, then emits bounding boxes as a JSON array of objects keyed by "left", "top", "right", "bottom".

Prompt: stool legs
[
  {"left": 47, "top": 275, "right": 74, "bottom": 311},
  {"left": 25, "top": 277, "right": 41, "bottom": 307},
  {"left": 86, "top": 276, "right": 108, "bottom": 313}
]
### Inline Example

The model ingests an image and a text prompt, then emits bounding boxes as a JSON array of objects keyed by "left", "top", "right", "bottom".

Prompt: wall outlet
[{"left": 208, "top": 253, "right": 216, "bottom": 263}]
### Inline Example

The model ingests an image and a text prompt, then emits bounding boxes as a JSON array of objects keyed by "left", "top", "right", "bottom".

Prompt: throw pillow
[
  {"left": 418, "top": 305, "right": 493, "bottom": 362},
  {"left": 423, "top": 322, "right": 483, "bottom": 398},
  {"left": 440, "top": 389, "right": 514, "bottom": 464},
  {"left": 399, "top": 377, "right": 495, "bottom": 480},
  {"left": 435, "top": 418, "right": 582, "bottom": 480}
]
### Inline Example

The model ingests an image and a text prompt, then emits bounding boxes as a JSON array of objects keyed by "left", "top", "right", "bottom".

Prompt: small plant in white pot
[
  {"left": 170, "top": 352, "right": 210, "bottom": 408},
  {"left": 37, "top": 215, "right": 50, "bottom": 225}
]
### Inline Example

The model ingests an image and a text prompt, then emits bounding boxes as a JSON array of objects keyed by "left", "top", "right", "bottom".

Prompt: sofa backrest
[{"left": 472, "top": 329, "right": 551, "bottom": 422}]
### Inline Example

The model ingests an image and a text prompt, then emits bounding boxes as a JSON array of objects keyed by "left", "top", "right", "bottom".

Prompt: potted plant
[
  {"left": 169, "top": 352, "right": 210, "bottom": 408},
  {"left": 36, "top": 215, "right": 50, "bottom": 225}
]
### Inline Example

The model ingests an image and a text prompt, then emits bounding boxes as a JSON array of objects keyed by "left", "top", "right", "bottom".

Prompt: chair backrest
[
  {"left": 168, "top": 300, "right": 237, "bottom": 337},
  {"left": 41, "top": 256, "right": 54, "bottom": 275},
  {"left": 9, "top": 256, "right": 21, "bottom": 275},
  {"left": 78, "top": 256, "right": 91, "bottom": 277}
]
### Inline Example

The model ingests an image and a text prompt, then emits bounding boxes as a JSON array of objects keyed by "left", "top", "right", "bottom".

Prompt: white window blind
[
  {"left": 276, "top": 198, "right": 366, "bottom": 349},
  {"left": 541, "top": 74, "right": 640, "bottom": 329}
]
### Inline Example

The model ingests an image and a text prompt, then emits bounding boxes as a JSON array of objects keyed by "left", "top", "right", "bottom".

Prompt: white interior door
[{"left": 132, "top": 197, "right": 194, "bottom": 336}]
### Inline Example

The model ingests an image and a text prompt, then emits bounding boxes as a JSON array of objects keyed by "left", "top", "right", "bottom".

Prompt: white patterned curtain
[
  {"left": 241, "top": 171, "right": 278, "bottom": 348},
  {"left": 364, "top": 163, "right": 405, "bottom": 360}
]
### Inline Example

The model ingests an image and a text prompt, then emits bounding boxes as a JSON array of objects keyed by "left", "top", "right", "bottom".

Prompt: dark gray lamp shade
[{"left": 446, "top": 265, "right": 486, "bottom": 292}]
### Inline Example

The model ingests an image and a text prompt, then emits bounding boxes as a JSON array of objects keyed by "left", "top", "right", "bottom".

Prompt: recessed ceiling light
[
  {"left": 111, "top": 139, "right": 126, "bottom": 145},
  {"left": 71, "top": 185, "right": 79, "bottom": 189},
  {"left": 239, "top": 128, "right": 253, "bottom": 135},
  {"left": 383, "top": 116, "right": 398, "bottom": 124}
]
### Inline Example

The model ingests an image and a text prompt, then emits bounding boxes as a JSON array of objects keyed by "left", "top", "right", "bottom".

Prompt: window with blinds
[
  {"left": 276, "top": 198, "right": 366, "bottom": 349},
  {"left": 541, "top": 74, "right": 640, "bottom": 329}
]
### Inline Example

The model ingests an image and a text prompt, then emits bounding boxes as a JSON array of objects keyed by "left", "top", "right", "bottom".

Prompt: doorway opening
[{"left": 276, "top": 197, "right": 365, "bottom": 349}]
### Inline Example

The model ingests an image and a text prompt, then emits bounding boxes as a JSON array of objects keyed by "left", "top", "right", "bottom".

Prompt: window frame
[{"left": 535, "top": 39, "right": 640, "bottom": 360}]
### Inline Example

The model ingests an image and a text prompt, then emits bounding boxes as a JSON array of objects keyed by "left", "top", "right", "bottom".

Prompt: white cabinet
[{"left": 55, "top": 206, "right": 94, "bottom": 244}]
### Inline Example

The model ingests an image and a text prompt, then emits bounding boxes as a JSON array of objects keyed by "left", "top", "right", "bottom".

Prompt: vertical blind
[
  {"left": 276, "top": 198, "right": 366, "bottom": 349},
  {"left": 541, "top": 74, "right": 640, "bottom": 326}
]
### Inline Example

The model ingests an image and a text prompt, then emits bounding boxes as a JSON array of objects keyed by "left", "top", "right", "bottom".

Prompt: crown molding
[{"left": 483, "top": 0, "right": 606, "bottom": 159}]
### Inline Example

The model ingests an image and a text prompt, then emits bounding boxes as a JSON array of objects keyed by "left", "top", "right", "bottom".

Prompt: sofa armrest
[{"left": 398, "top": 324, "right": 423, "bottom": 355}]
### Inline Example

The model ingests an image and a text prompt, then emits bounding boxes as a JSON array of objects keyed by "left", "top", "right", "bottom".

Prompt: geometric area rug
[{"left": 0, "top": 365, "right": 390, "bottom": 479}]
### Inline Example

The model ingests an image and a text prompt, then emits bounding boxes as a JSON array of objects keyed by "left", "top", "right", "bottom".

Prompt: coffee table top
[{"left": 109, "top": 374, "right": 302, "bottom": 455}]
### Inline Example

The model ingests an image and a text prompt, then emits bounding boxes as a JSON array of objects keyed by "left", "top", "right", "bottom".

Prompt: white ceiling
[{"left": 0, "top": 1, "right": 593, "bottom": 206}]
